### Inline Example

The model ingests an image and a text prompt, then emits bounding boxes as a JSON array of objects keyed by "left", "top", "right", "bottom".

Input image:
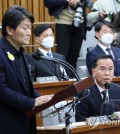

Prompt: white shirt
[
  {"left": 38, "top": 48, "right": 53, "bottom": 57},
  {"left": 95, "top": 80, "right": 105, "bottom": 100},
  {"left": 98, "top": 43, "right": 115, "bottom": 59}
]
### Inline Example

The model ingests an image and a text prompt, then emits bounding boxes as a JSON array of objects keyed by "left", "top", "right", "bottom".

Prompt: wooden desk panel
[
  {"left": 34, "top": 81, "right": 76, "bottom": 94},
  {"left": 33, "top": 77, "right": 120, "bottom": 97},
  {"left": 112, "top": 77, "right": 120, "bottom": 85}
]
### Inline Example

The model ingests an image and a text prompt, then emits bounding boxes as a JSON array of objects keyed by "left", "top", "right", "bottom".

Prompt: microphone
[
  {"left": 102, "top": 82, "right": 111, "bottom": 118},
  {"left": 32, "top": 53, "right": 81, "bottom": 82},
  {"left": 104, "top": 82, "right": 111, "bottom": 90},
  {"left": 104, "top": 82, "right": 111, "bottom": 102}
]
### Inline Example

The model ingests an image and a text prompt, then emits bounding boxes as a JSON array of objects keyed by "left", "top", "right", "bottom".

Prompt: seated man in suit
[
  {"left": 27, "top": 24, "right": 68, "bottom": 81},
  {"left": 75, "top": 55, "right": 120, "bottom": 122},
  {"left": 86, "top": 20, "right": 120, "bottom": 76}
]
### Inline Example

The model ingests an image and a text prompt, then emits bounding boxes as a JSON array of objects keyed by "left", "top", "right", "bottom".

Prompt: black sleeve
[{"left": 44, "top": 0, "right": 67, "bottom": 8}]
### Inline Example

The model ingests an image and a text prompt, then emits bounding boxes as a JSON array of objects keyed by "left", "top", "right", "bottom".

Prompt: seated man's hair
[
  {"left": 92, "top": 55, "right": 114, "bottom": 69},
  {"left": 94, "top": 20, "right": 113, "bottom": 32},
  {"left": 33, "top": 24, "right": 54, "bottom": 37}
]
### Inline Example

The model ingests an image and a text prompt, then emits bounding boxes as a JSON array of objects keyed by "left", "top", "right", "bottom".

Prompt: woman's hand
[{"left": 34, "top": 95, "right": 54, "bottom": 107}]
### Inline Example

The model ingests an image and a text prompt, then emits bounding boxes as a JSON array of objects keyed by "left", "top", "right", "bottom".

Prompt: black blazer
[
  {"left": 0, "top": 37, "right": 39, "bottom": 134},
  {"left": 75, "top": 83, "right": 120, "bottom": 122},
  {"left": 86, "top": 45, "right": 120, "bottom": 76},
  {"left": 27, "top": 49, "right": 66, "bottom": 81}
]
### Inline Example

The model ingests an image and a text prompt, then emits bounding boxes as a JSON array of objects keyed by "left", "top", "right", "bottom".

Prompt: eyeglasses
[{"left": 95, "top": 67, "right": 114, "bottom": 73}]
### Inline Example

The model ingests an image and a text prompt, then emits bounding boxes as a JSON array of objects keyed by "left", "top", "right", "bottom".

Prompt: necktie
[
  {"left": 101, "top": 91, "right": 106, "bottom": 102},
  {"left": 47, "top": 52, "right": 55, "bottom": 69},
  {"left": 106, "top": 47, "right": 116, "bottom": 72},
  {"left": 106, "top": 48, "right": 114, "bottom": 60},
  {"left": 47, "top": 52, "right": 53, "bottom": 58}
]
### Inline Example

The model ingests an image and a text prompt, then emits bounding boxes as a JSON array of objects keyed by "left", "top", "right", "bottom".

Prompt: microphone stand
[
  {"left": 65, "top": 97, "right": 76, "bottom": 134},
  {"left": 104, "top": 83, "right": 110, "bottom": 118},
  {"left": 42, "top": 90, "right": 90, "bottom": 134},
  {"left": 65, "top": 112, "right": 71, "bottom": 134}
]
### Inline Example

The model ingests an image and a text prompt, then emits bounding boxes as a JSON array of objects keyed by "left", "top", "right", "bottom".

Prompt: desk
[
  {"left": 33, "top": 80, "right": 76, "bottom": 126},
  {"left": 33, "top": 77, "right": 120, "bottom": 96},
  {"left": 37, "top": 121, "right": 120, "bottom": 134},
  {"left": 112, "top": 77, "right": 120, "bottom": 85},
  {"left": 34, "top": 80, "right": 76, "bottom": 95}
]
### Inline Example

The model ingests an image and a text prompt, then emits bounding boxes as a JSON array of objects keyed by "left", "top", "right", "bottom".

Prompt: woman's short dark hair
[
  {"left": 94, "top": 20, "right": 113, "bottom": 32},
  {"left": 33, "top": 24, "right": 54, "bottom": 37},
  {"left": 2, "top": 5, "right": 34, "bottom": 37}
]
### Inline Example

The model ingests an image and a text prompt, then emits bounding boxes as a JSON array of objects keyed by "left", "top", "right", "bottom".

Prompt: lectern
[{"left": 26, "top": 76, "right": 94, "bottom": 117}]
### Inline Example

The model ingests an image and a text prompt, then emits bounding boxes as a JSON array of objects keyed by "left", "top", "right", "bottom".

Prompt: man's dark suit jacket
[
  {"left": 75, "top": 83, "right": 120, "bottom": 122},
  {"left": 27, "top": 49, "right": 67, "bottom": 81},
  {"left": 86, "top": 45, "right": 120, "bottom": 76},
  {"left": 0, "top": 37, "right": 39, "bottom": 134}
]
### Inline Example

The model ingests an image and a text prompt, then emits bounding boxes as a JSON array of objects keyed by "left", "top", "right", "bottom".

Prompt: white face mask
[
  {"left": 101, "top": 33, "right": 113, "bottom": 46},
  {"left": 41, "top": 36, "right": 54, "bottom": 48}
]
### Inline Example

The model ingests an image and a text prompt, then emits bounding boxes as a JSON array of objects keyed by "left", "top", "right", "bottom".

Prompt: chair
[
  {"left": 78, "top": 65, "right": 90, "bottom": 79},
  {"left": 87, "top": 47, "right": 94, "bottom": 52}
]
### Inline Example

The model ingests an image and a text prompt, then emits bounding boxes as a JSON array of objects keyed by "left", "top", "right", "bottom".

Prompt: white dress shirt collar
[
  {"left": 97, "top": 42, "right": 111, "bottom": 55},
  {"left": 97, "top": 43, "right": 115, "bottom": 59},
  {"left": 95, "top": 80, "right": 105, "bottom": 94},
  {"left": 38, "top": 48, "right": 52, "bottom": 56}
]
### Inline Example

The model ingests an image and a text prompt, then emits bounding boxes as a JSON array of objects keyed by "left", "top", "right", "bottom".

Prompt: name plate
[
  {"left": 86, "top": 115, "right": 109, "bottom": 127},
  {"left": 36, "top": 76, "right": 59, "bottom": 83}
]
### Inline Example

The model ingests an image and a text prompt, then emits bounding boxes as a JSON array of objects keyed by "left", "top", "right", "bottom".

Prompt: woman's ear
[{"left": 6, "top": 26, "right": 13, "bottom": 35}]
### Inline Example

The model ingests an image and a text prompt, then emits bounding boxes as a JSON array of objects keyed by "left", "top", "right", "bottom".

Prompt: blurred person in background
[
  {"left": 87, "top": 0, "right": 120, "bottom": 28},
  {"left": 86, "top": 20, "right": 120, "bottom": 76},
  {"left": 44, "top": 0, "right": 92, "bottom": 70},
  {"left": 27, "top": 24, "right": 69, "bottom": 82}
]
